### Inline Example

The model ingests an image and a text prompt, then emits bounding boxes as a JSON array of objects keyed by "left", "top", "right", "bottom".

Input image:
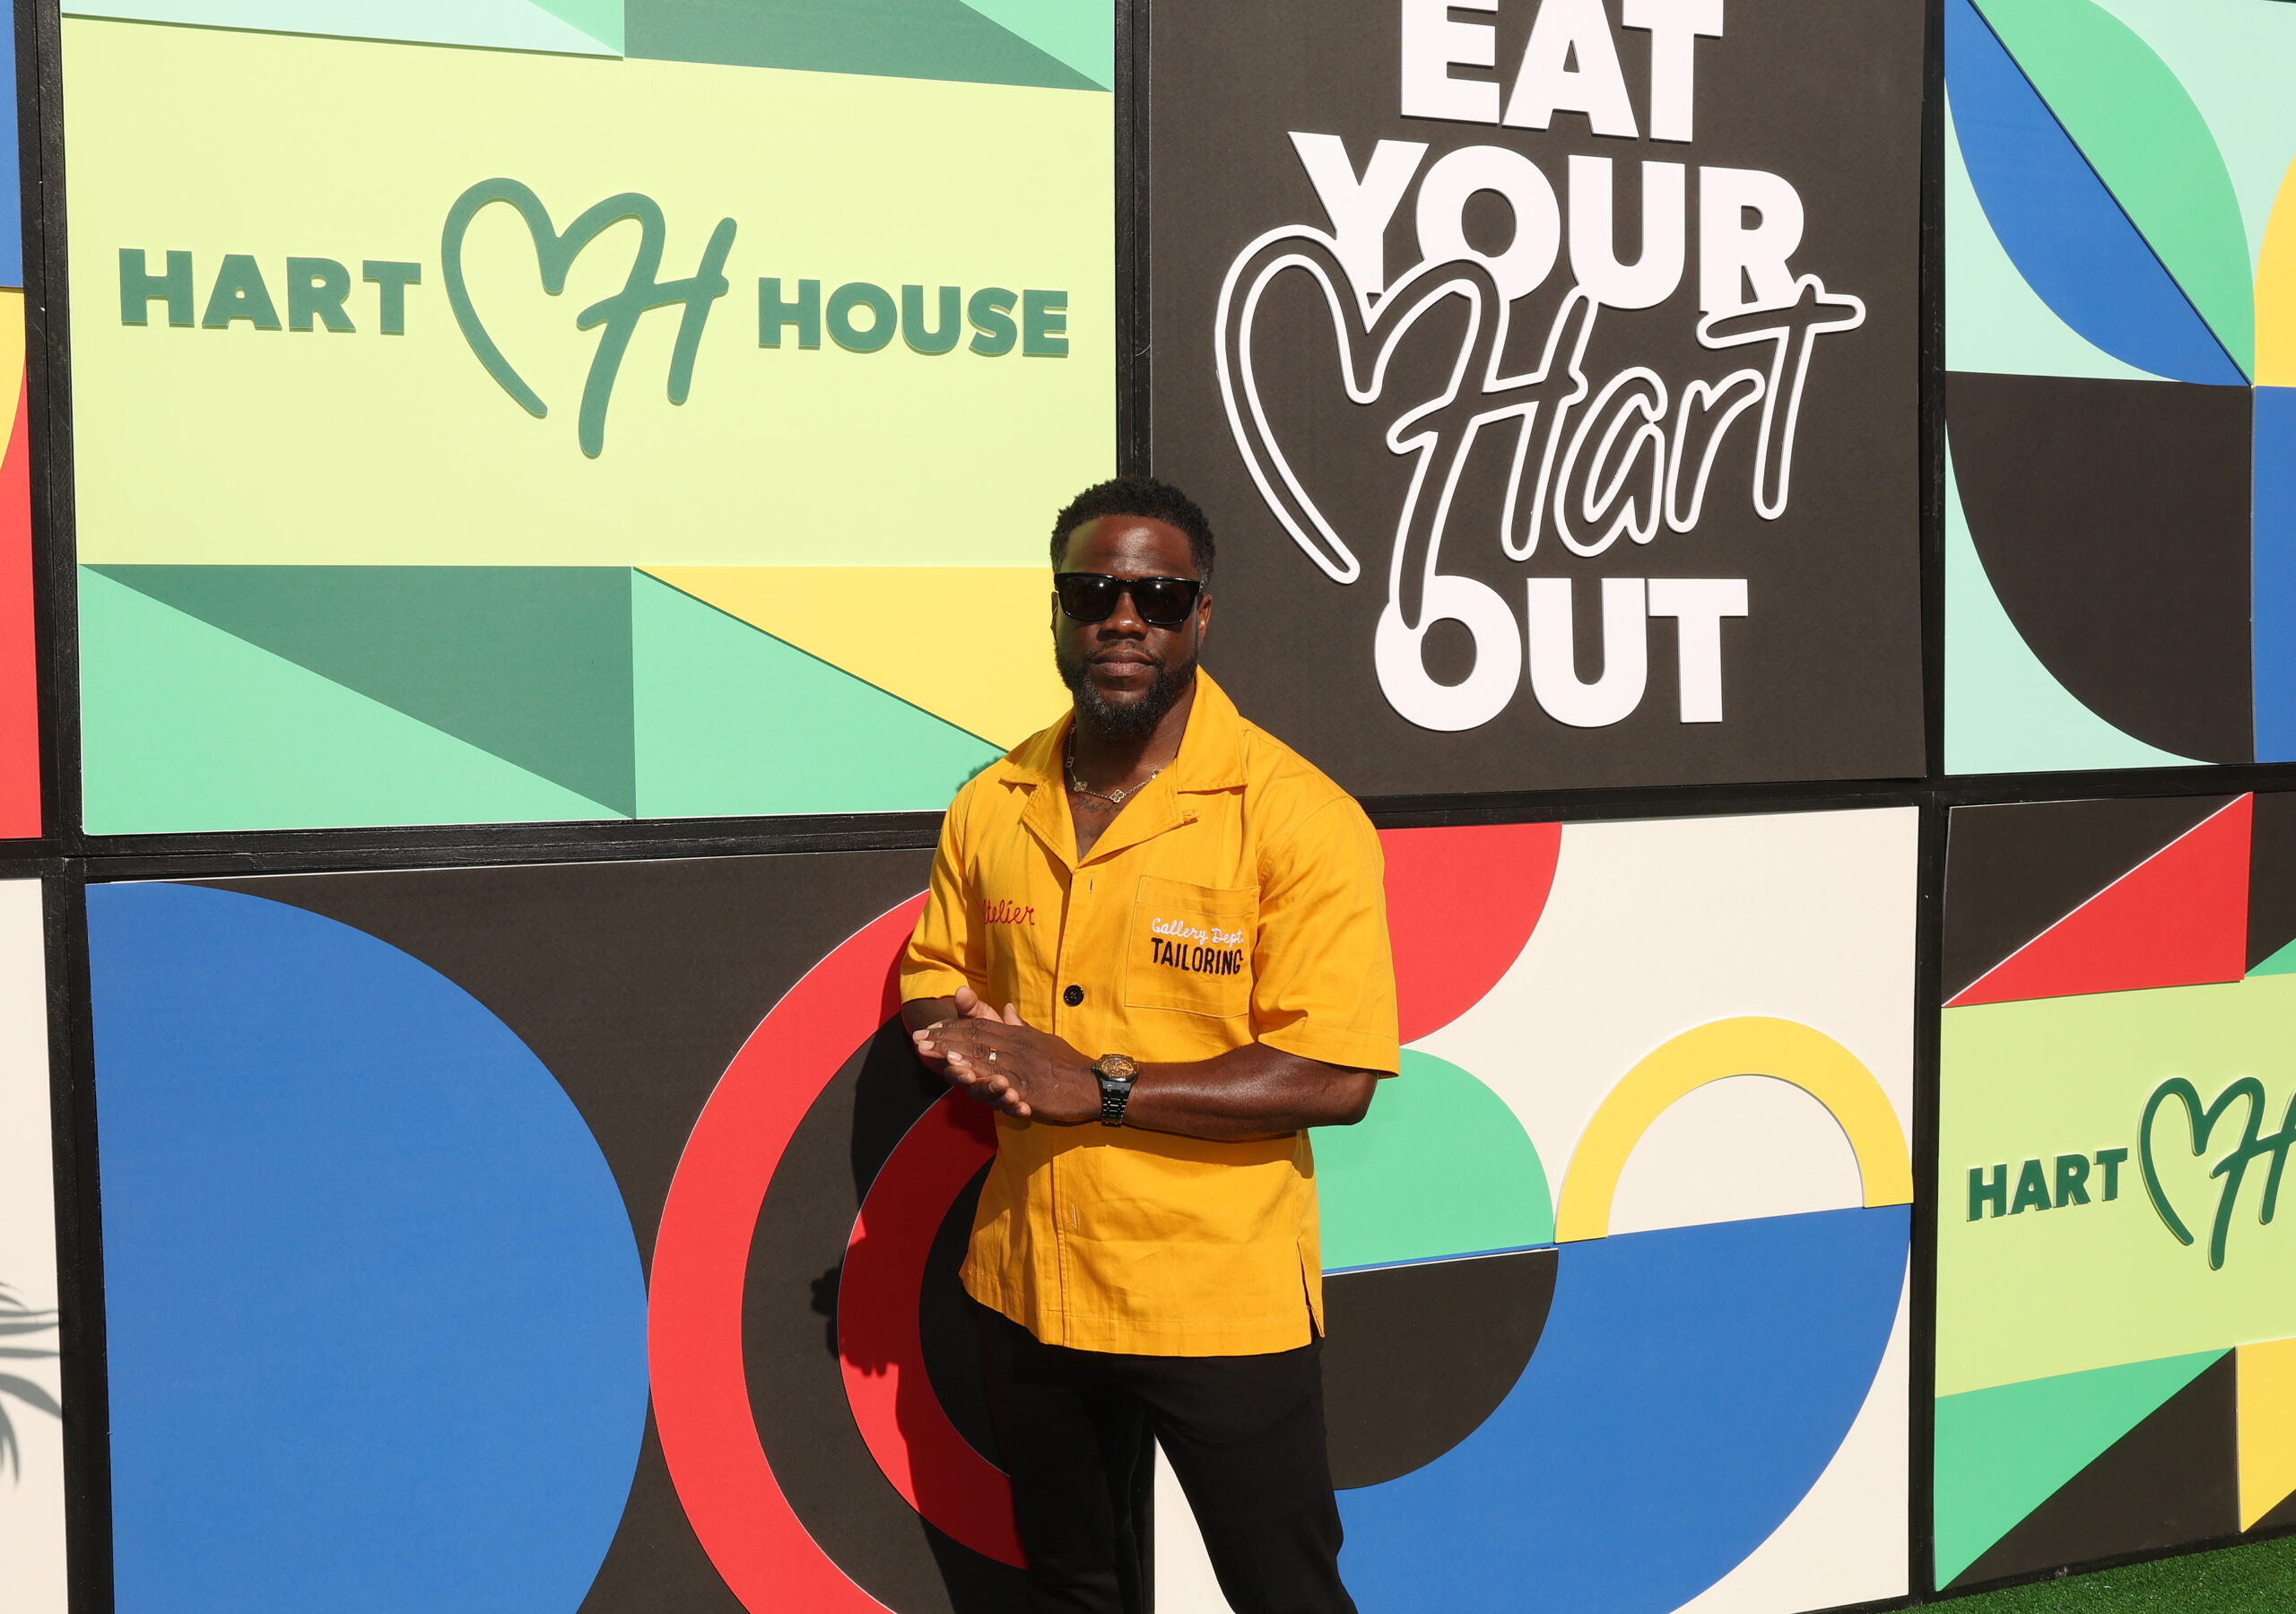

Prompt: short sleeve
[
  {"left": 1250, "top": 796, "right": 1400, "bottom": 1073},
  {"left": 900, "top": 795, "right": 980, "bottom": 1005}
]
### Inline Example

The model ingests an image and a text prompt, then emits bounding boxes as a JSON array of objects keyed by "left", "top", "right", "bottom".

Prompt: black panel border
[{"left": 13, "top": 4, "right": 2296, "bottom": 1613}]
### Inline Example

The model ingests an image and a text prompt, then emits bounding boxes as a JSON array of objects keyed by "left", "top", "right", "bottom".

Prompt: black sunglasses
[{"left": 1054, "top": 572, "right": 1205, "bottom": 629}]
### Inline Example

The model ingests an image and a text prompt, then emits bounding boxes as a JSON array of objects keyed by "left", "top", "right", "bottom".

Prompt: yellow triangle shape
[
  {"left": 640, "top": 567, "right": 1070, "bottom": 751},
  {"left": 2239, "top": 1337, "right": 2296, "bottom": 1530}
]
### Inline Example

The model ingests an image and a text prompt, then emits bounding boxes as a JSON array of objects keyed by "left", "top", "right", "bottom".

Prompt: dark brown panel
[
  {"left": 2248, "top": 791, "right": 2296, "bottom": 970},
  {"left": 1150, "top": 0, "right": 1925, "bottom": 792},
  {"left": 1942, "top": 797, "right": 2234, "bottom": 1002},
  {"left": 1948, "top": 372, "right": 2253, "bottom": 763}
]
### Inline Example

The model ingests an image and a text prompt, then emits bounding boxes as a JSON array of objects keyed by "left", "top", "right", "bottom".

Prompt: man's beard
[{"left": 1058, "top": 645, "right": 1199, "bottom": 742}]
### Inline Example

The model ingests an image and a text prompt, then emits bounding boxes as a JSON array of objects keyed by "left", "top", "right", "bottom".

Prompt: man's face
[{"left": 1052, "top": 516, "right": 1211, "bottom": 740}]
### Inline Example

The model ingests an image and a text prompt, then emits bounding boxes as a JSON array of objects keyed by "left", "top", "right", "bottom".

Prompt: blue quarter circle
[
  {"left": 1338, "top": 1204, "right": 1908, "bottom": 1614},
  {"left": 1944, "top": 0, "right": 2244, "bottom": 387},
  {"left": 89, "top": 883, "right": 648, "bottom": 1614}
]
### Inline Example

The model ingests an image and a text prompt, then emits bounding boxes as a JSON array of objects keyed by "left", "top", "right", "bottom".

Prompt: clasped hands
[{"left": 911, "top": 985, "right": 1103, "bottom": 1125}]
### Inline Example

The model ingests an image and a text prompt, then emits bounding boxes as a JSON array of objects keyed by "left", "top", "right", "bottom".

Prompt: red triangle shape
[{"left": 1950, "top": 795, "right": 2252, "bottom": 1007}]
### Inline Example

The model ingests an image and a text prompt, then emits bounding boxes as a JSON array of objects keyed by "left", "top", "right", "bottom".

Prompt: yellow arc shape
[
  {"left": 642, "top": 565, "right": 1073, "bottom": 751},
  {"left": 1554, "top": 1016, "right": 1913, "bottom": 1244},
  {"left": 2260, "top": 154, "right": 2296, "bottom": 386}
]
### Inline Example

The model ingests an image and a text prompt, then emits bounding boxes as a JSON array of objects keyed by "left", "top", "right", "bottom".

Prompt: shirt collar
[{"left": 995, "top": 668, "right": 1248, "bottom": 794}]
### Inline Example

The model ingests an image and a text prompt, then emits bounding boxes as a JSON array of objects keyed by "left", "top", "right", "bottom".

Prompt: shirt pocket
[{"left": 1124, "top": 876, "right": 1258, "bottom": 1020}]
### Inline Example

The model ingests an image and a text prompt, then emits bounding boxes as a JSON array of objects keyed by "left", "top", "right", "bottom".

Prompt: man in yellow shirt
[{"left": 902, "top": 476, "right": 1399, "bottom": 1614}]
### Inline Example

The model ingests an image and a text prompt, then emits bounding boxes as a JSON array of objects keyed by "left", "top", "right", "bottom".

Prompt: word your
[
  {"left": 1148, "top": 936, "right": 1248, "bottom": 976},
  {"left": 1968, "top": 1150, "right": 2129, "bottom": 1220},
  {"left": 983, "top": 899, "right": 1038, "bottom": 925},
  {"left": 761, "top": 281, "right": 1067, "bottom": 357},
  {"left": 1401, "top": 0, "right": 1725, "bottom": 138},
  {"left": 2141, "top": 1076, "right": 2296, "bottom": 1271},
  {"left": 119, "top": 249, "right": 422, "bottom": 334}
]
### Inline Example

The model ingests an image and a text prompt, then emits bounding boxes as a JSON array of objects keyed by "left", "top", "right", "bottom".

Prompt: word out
[{"left": 119, "top": 249, "right": 422, "bottom": 334}]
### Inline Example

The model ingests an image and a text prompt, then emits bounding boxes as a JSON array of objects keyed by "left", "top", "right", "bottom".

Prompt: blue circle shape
[{"left": 90, "top": 884, "right": 648, "bottom": 1614}]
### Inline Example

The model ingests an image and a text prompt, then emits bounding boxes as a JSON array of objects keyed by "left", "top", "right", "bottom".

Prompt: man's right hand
[{"left": 900, "top": 987, "right": 1005, "bottom": 1072}]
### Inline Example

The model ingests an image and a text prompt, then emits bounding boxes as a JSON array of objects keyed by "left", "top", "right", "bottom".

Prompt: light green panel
[
  {"left": 1312, "top": 1048, "right": 1552, "bottom": 1272},
  {"left": 1935, "top": 1350, "right": 2223, "bottom": 1585},
  {"left": 2090, "top": 0, "right": 2296, "bottom": 270},
  {"left": 1937, "top": 978, "right": 2296, "bottom": 1396},
  {"left": 64, "top": 1, "right": 619, "bottom": 56},
  {"left": 956, "top": 0, "right": 1111, "bottom": 88},
  {"left": 79, "top": 568, "right": 621, "bottom": 834},
  {"left": 1975, "top": 0, "right": 2255, "bottom": 375},
  {"left": 1944, "top": 438, "right": 2195, "bottom": 773},
  {"left": 631, "top": 573, "right": 998, "bottom": 819},
  {"left": 1945, "top": 93, "right": 2160, "bottom": 382}
]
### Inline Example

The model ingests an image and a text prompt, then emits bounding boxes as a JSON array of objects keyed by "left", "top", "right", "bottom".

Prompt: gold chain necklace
[{"left": 1065, "top": 733, "right": 1164, "bottom": 805}]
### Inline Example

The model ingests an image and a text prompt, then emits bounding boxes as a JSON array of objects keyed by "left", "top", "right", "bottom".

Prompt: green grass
[{"left": 1935, "top": 1535, "right": 2296, "bottom": 1612}]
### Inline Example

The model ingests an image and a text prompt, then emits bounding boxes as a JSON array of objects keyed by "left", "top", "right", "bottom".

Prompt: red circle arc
[
  {"left": 838, "top": 1092, "right": 1022, "bottom": 1565},
  {"left": 650, "top": 896, "right": 926, "bottom": 1614}
]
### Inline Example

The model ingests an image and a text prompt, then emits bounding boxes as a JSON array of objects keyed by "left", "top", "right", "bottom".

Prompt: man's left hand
[{"left": 912, "top": 1005, "right": 1101, "bottom": 1125}]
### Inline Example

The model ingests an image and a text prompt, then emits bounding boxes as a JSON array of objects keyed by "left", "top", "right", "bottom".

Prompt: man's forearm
[{"left": 1109, "top": 1045, "right": 1378, "bottom": 1139}]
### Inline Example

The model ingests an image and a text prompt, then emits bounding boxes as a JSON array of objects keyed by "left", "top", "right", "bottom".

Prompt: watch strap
[{"left": 1092, "top": 1054, "right": 1138, "bottom": 1126}]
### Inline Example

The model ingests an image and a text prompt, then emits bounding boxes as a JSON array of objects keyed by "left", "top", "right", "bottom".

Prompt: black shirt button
[{"left": 1064, "top": 984, "right": 1084, "bottom": 1006}]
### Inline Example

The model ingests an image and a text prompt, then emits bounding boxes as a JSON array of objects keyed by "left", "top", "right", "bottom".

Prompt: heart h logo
[
  {"left": 441, "top": 178, "right": 736, "bottom": 458},
  {"left": 2139, "top": 1075, "right": 2296, "bottom": 1270}
]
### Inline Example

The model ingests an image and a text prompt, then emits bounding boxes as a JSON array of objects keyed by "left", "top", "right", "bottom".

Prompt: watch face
[{"left": 1097, "top": 1054, "right": 1138, "bottom": 1083}]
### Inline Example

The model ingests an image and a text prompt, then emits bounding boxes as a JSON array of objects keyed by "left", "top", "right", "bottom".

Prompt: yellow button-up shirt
[{"left": 900, "top": 671, "right": 1400, "bottom": 1356}]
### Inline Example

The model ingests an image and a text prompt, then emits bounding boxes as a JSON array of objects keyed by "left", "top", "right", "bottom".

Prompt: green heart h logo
[
  {"left": 442, "top": 178, "right": 736, "bottom": 458},
  {"left": 2139, "top": 1076, "right": 2296, "bottom": 1270}
]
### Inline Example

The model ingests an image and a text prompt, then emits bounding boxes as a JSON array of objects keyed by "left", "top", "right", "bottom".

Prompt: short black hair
[{"left": 1050, "top": 476, "right": 1215, "bottom": 585}]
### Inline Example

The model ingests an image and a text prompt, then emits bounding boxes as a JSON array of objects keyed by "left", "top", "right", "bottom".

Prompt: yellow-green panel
[
  {"left": 1937, "top": 977, "right": 2296, "bottom": 1397},
  {"left": 63, "top": 17, "right": 1113, "bottom": 568}
]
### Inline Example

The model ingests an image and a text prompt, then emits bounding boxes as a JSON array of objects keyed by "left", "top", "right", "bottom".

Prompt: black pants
[{"left": 976, "top": 1305, "right": 1357, "bottom": 1614}]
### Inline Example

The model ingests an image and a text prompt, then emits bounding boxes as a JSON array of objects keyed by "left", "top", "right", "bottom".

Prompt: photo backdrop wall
[
  {"left": 1936, "top": 791, "right": 2296, "bottom": 1590},
  {"left": 88, "top": 808, "right": 1912, "bottom": 1614},
  {"left": 1151, "top": 0, "right": 1924, "bottom": 794},
  {"left": 1943, "top": 0, "right": 2296, "bottom": 771},
  {"left": 64, "top": 2, "right": 1114, "bottom": 834}
]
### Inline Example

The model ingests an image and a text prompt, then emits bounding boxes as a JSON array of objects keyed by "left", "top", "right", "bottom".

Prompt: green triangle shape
[
  {"left": 1312, "top": 1049, "right": 1552, "bottom": 1272},
  {"left": 79, "top": 568, "right": 622, "bottom": 835},
  {"left": 623, "top": 0, "right": 1100, "bottom": 91},
  {"left": 953, "top": 0, "right": 1110, "bottom": 89},
  {"left": 1974, "top": 0, "right": 2255, "bottom": 377},
  {"left": 1944, "top": 437, "right": 2197, "bottom": 773},
  {"left": 528, "top": 0, "right": 622, "bottom": 52},
  {"left": 2249, "top": 935, "right": 2296, "bottom": 976},
  {"left": 91, "top": 565, "right": 637, "bottom": 817},
  {"left": 632, "top": 571, "right": 998, "bottom": 817},
  {"left": 1934, "top": 1349, "right": 2224, "bottom": 1586}
]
